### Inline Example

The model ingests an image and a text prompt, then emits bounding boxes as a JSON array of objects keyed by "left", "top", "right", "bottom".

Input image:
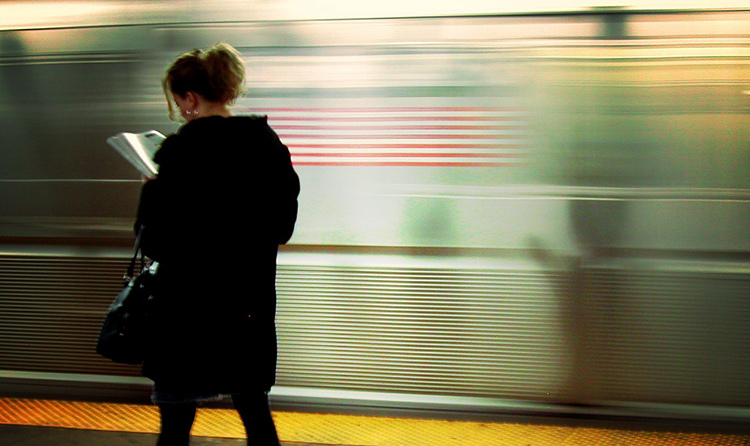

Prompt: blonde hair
[{"left": 163, "top": 42, "right": 246, "bottom": 121}]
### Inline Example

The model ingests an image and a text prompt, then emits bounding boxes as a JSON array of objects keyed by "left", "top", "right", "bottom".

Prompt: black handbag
[{"left": 96, "top": 227, "right": 155, "bottom": 365}]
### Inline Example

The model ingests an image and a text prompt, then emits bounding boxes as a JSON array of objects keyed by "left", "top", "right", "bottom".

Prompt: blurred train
[{"left": 1, "top": 2, "right": 749, "bottom": 423}]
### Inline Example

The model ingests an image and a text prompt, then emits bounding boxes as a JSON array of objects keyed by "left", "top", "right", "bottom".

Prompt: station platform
[{"left": 1, "top": 397, "right": 750, "bottom": 446}]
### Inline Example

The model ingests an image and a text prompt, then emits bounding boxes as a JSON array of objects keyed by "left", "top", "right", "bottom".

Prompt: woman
[{"left": 135, "top": 43, "right": 300, "bottom": 446}]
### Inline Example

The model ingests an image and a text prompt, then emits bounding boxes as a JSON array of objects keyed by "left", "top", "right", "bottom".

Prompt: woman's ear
[{"left": 184, "top": 91, "right": 198, "bottom": 109}]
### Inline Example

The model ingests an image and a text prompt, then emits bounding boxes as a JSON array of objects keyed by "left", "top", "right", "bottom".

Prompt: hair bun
[
  {"left": 202, "top": 43, "right": 246, "bottom": 104},
  {"left": 163, "top": 42, "right": 246, "bottom": 120}
]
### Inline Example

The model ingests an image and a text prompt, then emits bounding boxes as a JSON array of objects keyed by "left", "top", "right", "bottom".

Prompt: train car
[{"left": 1, "top": 2, "right": 749, "bottom": 421}]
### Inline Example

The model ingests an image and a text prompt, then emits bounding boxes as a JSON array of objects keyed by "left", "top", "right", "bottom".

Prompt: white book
[{"left": 107, "top": 130, "right": 165, "bottom": 177}]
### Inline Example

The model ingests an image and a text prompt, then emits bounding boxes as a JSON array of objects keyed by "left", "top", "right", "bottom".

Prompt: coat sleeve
[
  {"left": 133, "top": 135, "right": 179, "bottom": 262},
  {"left": 134, "top": 178, "right": 168, "bottom": 261}
]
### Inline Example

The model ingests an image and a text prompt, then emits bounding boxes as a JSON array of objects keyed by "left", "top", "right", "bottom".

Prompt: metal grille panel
[
  {"left": 275, "top": 263, "right": 569, "bottom": 400},
  {"left": 584, "top": 264, "right": 750, "bottom": 406},
  {"left": 0, "top": 252, "right": 570, "bottom": 402},
  {"left": 2, "top": 251, "right": 750, "bottom": 410},
  {"left": 0, "top": 254, "right": 141, "bottom": 376}
]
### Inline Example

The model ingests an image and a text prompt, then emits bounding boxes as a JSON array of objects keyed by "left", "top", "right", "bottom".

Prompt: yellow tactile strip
[{"left": 0, "top": 398, "right": 749, "bottom": 446}]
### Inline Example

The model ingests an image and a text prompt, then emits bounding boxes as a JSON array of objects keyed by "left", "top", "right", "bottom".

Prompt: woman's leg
[
  {"left": 157, "top": 402, "right": 197, "bottom": 446},
  {"left": 232, "top": 392, "right": 280, "bottom": 446}
]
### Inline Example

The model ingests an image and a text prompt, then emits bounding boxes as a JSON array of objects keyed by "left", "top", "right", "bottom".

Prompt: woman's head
[{"left": 163, "top": 42, "right": 246, "bottom": 121}]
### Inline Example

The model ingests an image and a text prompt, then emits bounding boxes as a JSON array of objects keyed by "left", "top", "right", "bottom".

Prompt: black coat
[{"left": 135, "top": 115, "right": 299, "bottom": 395}]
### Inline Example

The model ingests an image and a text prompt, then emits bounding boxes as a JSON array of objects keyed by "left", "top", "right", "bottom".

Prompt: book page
[{"left": 107, "top": 130, "right": 165, "bottom": 177}]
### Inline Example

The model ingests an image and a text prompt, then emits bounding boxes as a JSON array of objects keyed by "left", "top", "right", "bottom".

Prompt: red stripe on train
[
  {"left": 280, "top": 134, "right": 523, "bottom": 140},
  {"left": 243, "top": 107, "right": 523, "bottom": 113},
  {"left": 293, "top": 152, "right": 524, "bottom": 158},
  {"left": 274, "top": 124, "right": 525, "bottom": 131},
  {"left": 290, "top": 143, "right": 525, "bottom": 149},
  {"left": 292, "top": 161, "right": 520, "bottom": 167}
]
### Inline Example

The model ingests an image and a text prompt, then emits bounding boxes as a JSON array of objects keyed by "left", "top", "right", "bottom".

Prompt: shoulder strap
[{"left": 124, "top": 226, "right": 145, "bottom": 282}]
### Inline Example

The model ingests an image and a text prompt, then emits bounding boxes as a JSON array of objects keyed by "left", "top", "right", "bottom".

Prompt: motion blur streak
[{"left": 0, "top": 2, "right": 749, "bottom": 423}]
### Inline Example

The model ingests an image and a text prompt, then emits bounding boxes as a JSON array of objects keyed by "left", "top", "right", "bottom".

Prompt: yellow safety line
[{"left": 0, "top": 398, "right": 748, "bottom": 446}]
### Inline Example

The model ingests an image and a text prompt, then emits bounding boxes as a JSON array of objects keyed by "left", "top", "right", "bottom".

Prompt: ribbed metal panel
[
  {"left": 0, "top": 254, "right": 142, "bottom": 376},
  {"left": 275, "top": 263, "right": 569, "bottom": 400},
  {"left": 0, "top": 252, "right": 571, "bottom": 402},
  {"left": 2, "top": 251, "right": 749, "bottom": 410},
  {"left": 584, "top": 263, "right": 750, "bottom": 406}
]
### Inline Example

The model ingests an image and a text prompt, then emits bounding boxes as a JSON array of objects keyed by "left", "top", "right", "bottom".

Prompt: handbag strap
[{"left": 124, "top": 225, "right": 146, "bottom": 281}]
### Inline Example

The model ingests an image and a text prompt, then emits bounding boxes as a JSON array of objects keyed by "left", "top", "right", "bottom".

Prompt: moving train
[{"left": 1, "top": 2, "right": 749, "bottom": 422}]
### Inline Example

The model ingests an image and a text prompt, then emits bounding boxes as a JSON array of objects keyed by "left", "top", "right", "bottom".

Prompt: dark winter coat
[{"left": 135, "top": 115, "right": 299, "bottom": 395}]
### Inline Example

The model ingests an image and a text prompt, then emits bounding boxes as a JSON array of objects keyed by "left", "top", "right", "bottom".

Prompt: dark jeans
[{"left": 156, "top": 392, "right": 280, "bottom": 446}]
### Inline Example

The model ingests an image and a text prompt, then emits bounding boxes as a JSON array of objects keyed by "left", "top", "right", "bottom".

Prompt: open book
[{"left": 107, "top": 130, "right": 166, "bottom": 177}]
